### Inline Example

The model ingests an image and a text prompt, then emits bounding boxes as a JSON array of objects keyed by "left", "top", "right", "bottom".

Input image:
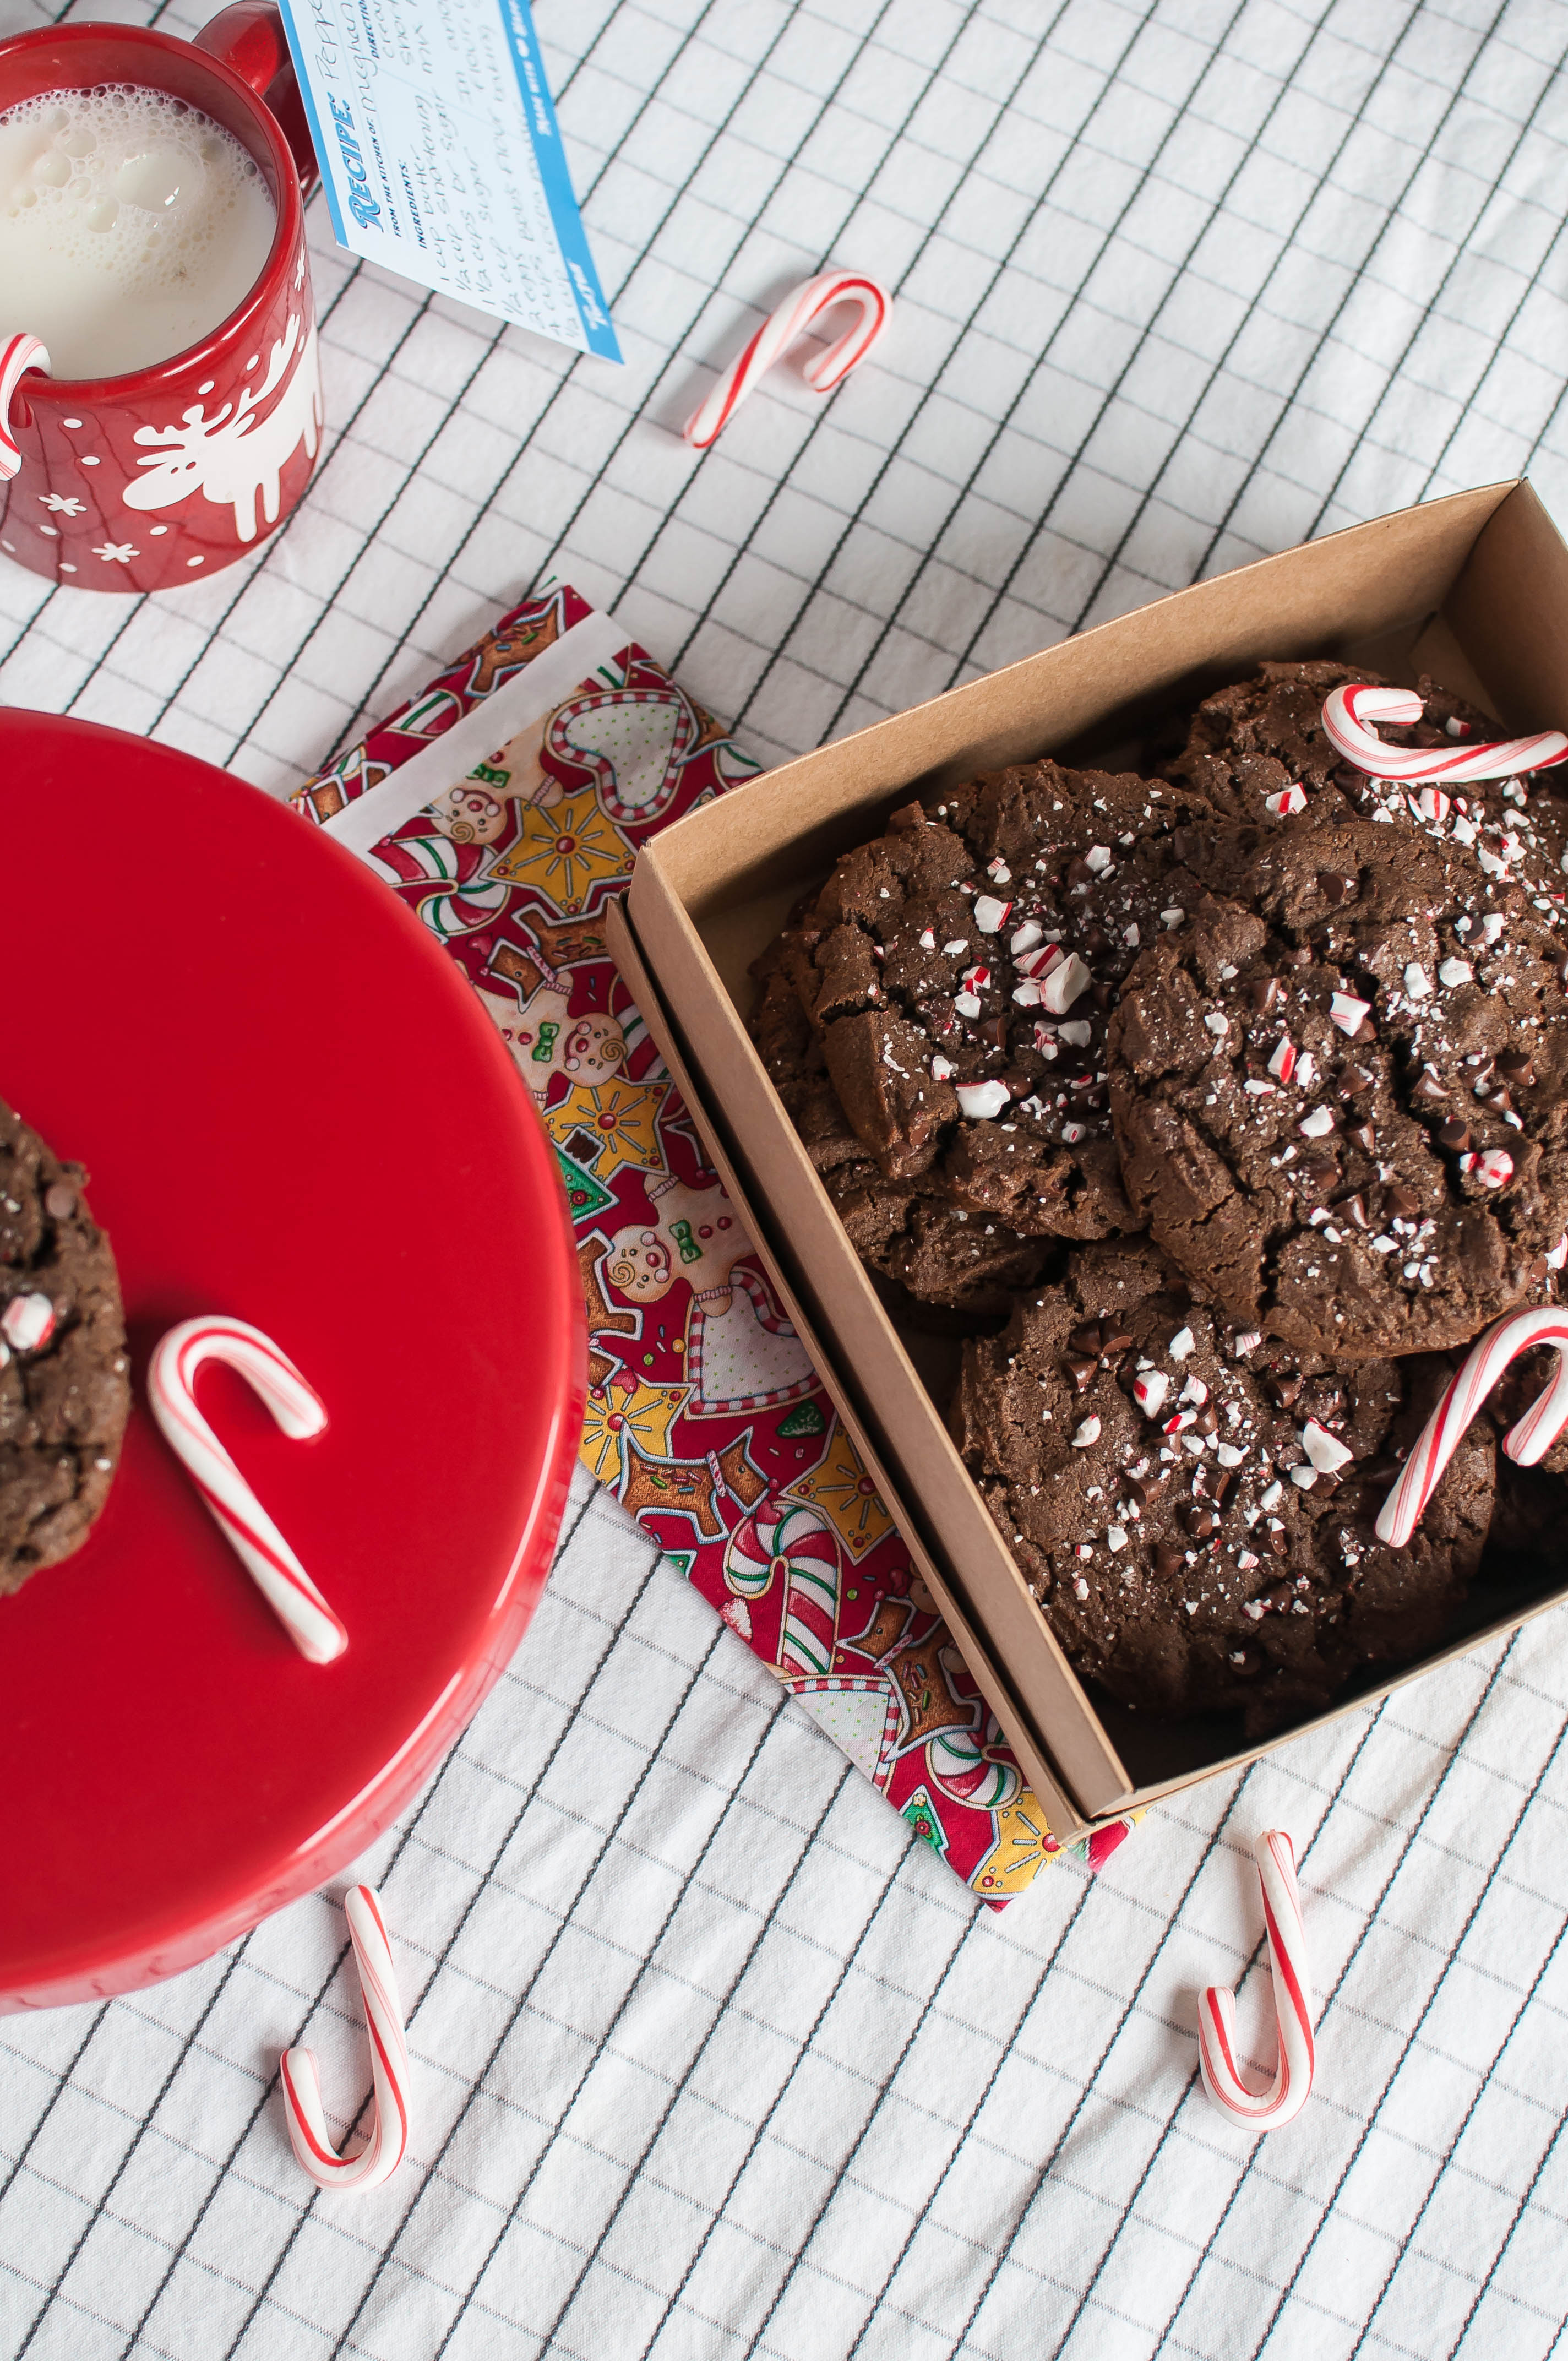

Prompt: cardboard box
[{"left": 614, "top": 481, "right": 1568, "bottom": 1837}]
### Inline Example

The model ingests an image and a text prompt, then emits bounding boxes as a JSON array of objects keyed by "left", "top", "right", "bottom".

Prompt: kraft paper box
[{"left": 614, "top": 481, "right": 1568, "bottom": 1827}]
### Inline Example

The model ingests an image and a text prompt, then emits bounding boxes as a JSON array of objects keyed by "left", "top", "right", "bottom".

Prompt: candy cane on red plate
[
  {"left": 0, "top": 334, "right": 50, "bottom": 481},
  {"left": 148, "top": 1316, "right": 347, "bottom": 1663},
  {"left": 1376, "top": 1307, "right": 1568, "bottom": 1548},
  {"left": 281, "top": 1885, "right": 411, "bottom": 2192},
  {"left": 683, "top": 271, "right": 892, "bottom": 449},
  {"left": 1322, "top": 684, "right": 1568, "bottom": 784},
  {"left": 1198, "top": 1830, "right": 1314, "bottom": 2132}
]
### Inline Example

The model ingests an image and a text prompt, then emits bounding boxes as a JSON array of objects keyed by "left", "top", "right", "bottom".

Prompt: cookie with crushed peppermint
[
  {"left": 0, "top": 1100, "right": 130, "bottom": 1596},
  {"left": 748, "top": 761, "right": 1214, "bottom": 1296},
  {"left": 1166, "top": 659, "right": 1568, "bottom": 917},
  {"left": 1106, "top": 819, "right": 1568, "bottom": 1358},
  {"left": 950, "top": 1241, "right": 1494, "bottom": 1734},
  {"left": 821, "top": 1157, "right": 1059, "bottom": 1320}
]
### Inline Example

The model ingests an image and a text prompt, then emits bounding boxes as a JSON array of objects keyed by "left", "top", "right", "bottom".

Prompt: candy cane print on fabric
[
  {"left": 148, "top": 1316, "right": 347, "bottom": 1663},
  {"left": 774, "top": 1506, "right": 841, "bottom": 1681},
  {"left": 1322, "top": 683, "right": 1568, "bottom": 785},
  {"left": 1198, "top": 1830, "right": 1314, "bottom": 2132},
  {"left": 0, "top": 334, "right": 49, "bottom": 481},
  {"left": 925, "top": 1721, "right": 1022, "bottom": 1813},
  {"left": 280, "top": 1885, "right": 411, "bottom": 2193},
  {"left": 683, "top": 272, "right": 892, "bottom": 449},
  {"left": 1376, "top": 1307, "right": 1568, "bottom": 1548}
]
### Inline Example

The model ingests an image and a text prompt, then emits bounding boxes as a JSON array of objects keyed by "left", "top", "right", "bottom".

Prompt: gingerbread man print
[
  {"left": 601, "top": 1176, "right": 814, "bottom": 1417},
  {"left": 475, "top": 981, "right": 628, "bottom": 1105}
]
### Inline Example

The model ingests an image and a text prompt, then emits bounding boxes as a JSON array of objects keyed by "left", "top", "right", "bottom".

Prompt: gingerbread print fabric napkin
[{"left": 292, "top": 583, "right": 1135, "bottom": 1903}]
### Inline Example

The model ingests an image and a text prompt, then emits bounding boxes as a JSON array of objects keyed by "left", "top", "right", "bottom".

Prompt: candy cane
[
  {"left": 0, "top": 334, "right": 49, "bottom": 481},
  {"left": 683, "top": 272, "right": 891, "bottom": 449},
  {"left": 280, "top": 1885, "right": 411, "bottom": 2192},
  {"left": 1375, "top": 1307, "right": 1568, "bottom": 1548},
  {"left": 1322, "top": 684, "right": 1568, "bottom": 784},
  {"left": 148, "top": 1316, "right": 347, "bottom": 1663},
  {"left": 1198, "top": 1830, "right": 1314, "bottom": 2132}
]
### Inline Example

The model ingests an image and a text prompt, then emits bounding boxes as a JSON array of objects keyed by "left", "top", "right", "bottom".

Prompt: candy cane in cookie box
[{"left": 1376, "top": 1306, "right": 1568, "bottom": 1548}]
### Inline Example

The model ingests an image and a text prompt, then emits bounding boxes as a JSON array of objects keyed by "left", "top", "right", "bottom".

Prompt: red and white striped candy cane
[
  {"left": 1322, "top": 684, "right": 1568, "bottom": 784},
  {"left": 1376, "top": 1308, "right": 1568, "bottom": 1548},
  {"left": 1198, "top": 1830, "right": 1314, "bottom": 2132},
  {"left": 148, "top": 1316, "right": 347, "bottom": 1663},
  {"left": 281, "top": 1885, "right": 411, "bottom": 2192},
  {"left": 0, "top": 334, "right": 50, "bottom": 481},
  {"left": 683, "top": 271, "right": 891, "bottom": 449}
]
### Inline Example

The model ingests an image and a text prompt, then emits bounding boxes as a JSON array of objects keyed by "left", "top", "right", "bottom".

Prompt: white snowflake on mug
[
  {"left": 38, "top": 492, "right": 84, "bottom": 516},
  {"left": 93, "top": 542, "right": 138, "bottom": 563}
]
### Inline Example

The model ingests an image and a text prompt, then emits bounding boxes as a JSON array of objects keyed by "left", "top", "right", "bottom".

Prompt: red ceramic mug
[{"left": 0, "top": 4, "right": 322, "bottom": 594}]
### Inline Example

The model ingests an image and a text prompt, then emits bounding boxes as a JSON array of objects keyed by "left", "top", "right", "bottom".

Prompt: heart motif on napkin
[{"left": 546, "top": 684, "right": 699, "bottom": 826}]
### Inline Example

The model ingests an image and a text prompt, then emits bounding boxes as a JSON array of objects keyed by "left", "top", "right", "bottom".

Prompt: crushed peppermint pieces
[
  {"left": 955, "top": 1079, "right": 1011, "bottom": 1120},
  {"left": 1, "top": 1293, "right": 56, "bottom": 1352},
  {"left": 1301, "top": 1419, "right": 1354, "bottom": 1475}
]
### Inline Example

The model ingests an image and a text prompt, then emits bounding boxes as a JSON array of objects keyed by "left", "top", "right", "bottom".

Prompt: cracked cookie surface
[
  {"left": 749, "top": 760, "right": 1214, "bottom": 1299},
  {"left": 1166, "top": 658, "right": 1568, "bottom": 905},
  {"left": 952, "top": 1242, "right": 1494, "bottom": 1734},
  {"left": 1106, "top": 820, "right": 1568, "bottom": 1357}
]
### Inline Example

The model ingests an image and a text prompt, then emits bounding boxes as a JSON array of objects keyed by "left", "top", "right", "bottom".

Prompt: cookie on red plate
[{"left": 0, "top": 1101, "right": 129, "bottom": 1595}]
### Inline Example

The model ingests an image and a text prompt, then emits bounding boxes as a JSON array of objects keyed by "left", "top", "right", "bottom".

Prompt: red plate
[{"left": 0, "top": 712, "right": 585, "bottom": 2010}]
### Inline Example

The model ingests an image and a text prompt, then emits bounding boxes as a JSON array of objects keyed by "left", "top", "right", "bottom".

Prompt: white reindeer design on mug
[{"left": 122, "top": 309, "right": 323, "bottom": 542}]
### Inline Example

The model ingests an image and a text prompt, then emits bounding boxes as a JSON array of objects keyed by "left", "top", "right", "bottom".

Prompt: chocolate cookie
[
  {"left": 749, "top": 760, "right": 1215, "bottom": 1297},
  {"left": 1168, "top": 659, "right": 1568, "bottom": 909},
  {"left": 821, "top": 1157, "right": 1058, "bottom": 1319},
  {"left": 0, "top": 1101, "right": 129, "bottom": 1594},
  {"left": 1163, "top": 658, "right": 1366, "bottom": 823},
  {"left": 951, "top": 1242, "right": 1494, "bottom": 1734},
  {"left": 1107, "top": 818, "right": 1568, "bottom": 1357}
]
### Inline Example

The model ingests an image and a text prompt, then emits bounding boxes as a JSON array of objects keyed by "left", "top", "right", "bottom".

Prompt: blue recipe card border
[{"left": 275, "top": 0, "right": 621, "bottom": 363}]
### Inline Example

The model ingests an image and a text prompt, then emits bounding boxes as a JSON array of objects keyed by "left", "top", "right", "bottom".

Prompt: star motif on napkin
[
  {"left": 579, "top": 1375, "right": 689, "bottom": 1486},
  {"left": 39, "top": 492, "right": 84, "bottom": 516},
  {"left": 93, "top": 541, "right": 138, "bottom": 564},
  {"left": 547, "top": 1076, "right": 666, "bottom": 1180},
  {"left": 491, "top": 786, "right": 633, "bottom": 912},
  {"left": 784, "top": 1421, "right": 893, "bottom": 1561}
]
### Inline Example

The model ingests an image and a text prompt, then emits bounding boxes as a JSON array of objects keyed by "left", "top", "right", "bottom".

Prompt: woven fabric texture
[{"left": 3, "top": 2, "right": 1568, "bottom": 2357}]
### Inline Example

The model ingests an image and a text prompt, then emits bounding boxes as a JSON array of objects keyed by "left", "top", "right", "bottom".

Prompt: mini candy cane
[
  {"left": 1322, "top": 684, "right": 1568, "bottom": 784},
  {"left": 683, "top": 272, "right": 891, "bottom": 449},
  {"left": 148, "top": 1316, "right": 346, "bottom": 1663},
  {"left": 281, "top": 1885, "right": 411, "bottom": 2192},
  {"left": 1198, "top": 1830, "right": 1314, "bottom": 2132},
  {"left": 0, "top": 333, "right": 49, "bottom": 481},
  {"left": 1376, "top": 1307, "right": 1568, "bottom": 1548}
]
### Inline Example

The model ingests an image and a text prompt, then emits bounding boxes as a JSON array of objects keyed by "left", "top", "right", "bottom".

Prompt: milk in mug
[{"left": 0, "top": 85, "right": 276, "bottom": 380}]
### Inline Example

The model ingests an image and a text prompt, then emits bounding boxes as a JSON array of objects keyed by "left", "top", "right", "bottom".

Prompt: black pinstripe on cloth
[{"left": 3, "top": 2, "right": 1568, "bottom": 2355}]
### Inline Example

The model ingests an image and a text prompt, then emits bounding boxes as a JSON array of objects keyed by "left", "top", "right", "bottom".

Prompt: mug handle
[{"left": 195, "top": 2, "right": 320, "bottom": 197}]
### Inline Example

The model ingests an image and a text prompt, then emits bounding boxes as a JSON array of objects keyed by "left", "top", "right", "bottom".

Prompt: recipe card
[{"left": 275, "top": 0, "right": 621, "bottom": 361}]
